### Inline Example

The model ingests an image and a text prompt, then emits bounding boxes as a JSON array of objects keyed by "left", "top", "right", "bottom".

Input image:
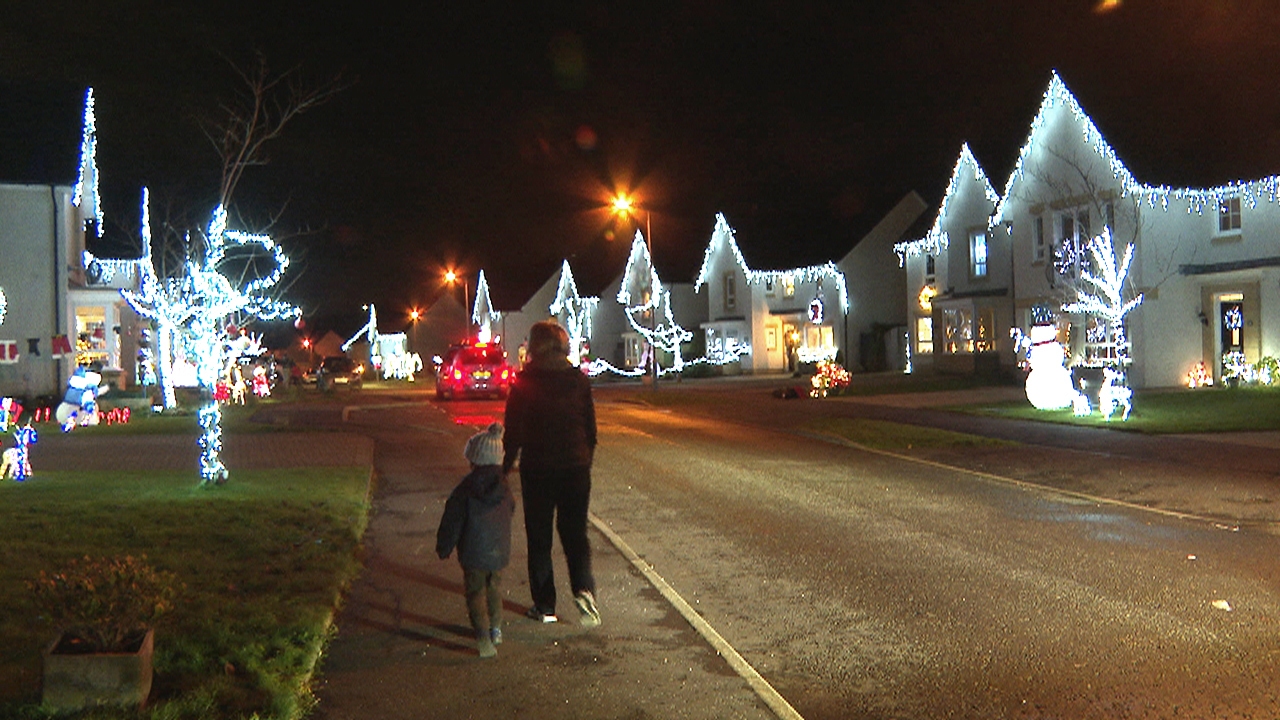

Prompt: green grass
[
  {"left": 0, "top": 464, "right": 372, "bottom": 719},
  {"left": 955, "top": 384, "right": 1280, "bottom": 433},
  {"left": 804, "top": 417, "right": 1017, "bottom": 452}
]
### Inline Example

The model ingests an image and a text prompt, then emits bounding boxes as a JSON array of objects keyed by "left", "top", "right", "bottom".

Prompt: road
[{"left": 430, "top": 388, "right": 1280, "bottom": 720}]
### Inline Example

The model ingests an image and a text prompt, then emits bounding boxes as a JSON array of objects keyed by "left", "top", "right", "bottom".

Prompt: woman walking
[{"left": 502, "top": 320, "right": 601, "bottom": 627}]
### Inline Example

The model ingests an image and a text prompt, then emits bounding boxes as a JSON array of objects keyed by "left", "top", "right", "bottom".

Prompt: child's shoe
[
  {"left": 574, "top": 590, "right": 601, "bottom": 628},
  {"left": 476, "top": 630, "right": 497, "bottom": 658},
  {"left": 490, "top": 626, "right": 503, "bottom": 645}
]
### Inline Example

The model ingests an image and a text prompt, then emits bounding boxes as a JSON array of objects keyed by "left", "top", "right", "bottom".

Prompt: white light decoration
[
  {"left": 473, "top": 270, "right": 502, "bottom": 343},
  {"left": 72, "top": 88, "right": 103, "bottom": 236},
  {"left": 0, "top": 286, "right": 6, "bottom": 327},
  {"left": 695, "top": 214, "right": 849, "bottom": 313},
  {"left": 121, "top": 191, "right": 299, "bottom": 485},
  {"left": 993, "top": 71, "right": 1280, "bottom": 225},
  {"left": 618, "top": 230, "right": 692, "bottom": 375},
  {"left": 548, "top": 261, "right": 599, "bottom": 366},
  {"left": 1024, "top": 324, "right": 1083, "bottom": 411},
  {"left": 895, "top": 144, "right": 1000, "bottom": 265},
  {"left": 1060, "top": 228, "right": 1143, "bottom": 374},
  {"left": 343, "top": 304, "right": 379, "bottom": 353}
]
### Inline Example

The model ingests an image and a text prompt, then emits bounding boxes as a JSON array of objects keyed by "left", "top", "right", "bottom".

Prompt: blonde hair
[{"left": 526, "top": 320, "right": 570, "bottom": 367}]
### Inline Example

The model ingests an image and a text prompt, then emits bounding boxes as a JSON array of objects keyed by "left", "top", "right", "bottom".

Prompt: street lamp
[
  {"left": 444, "top": 270, "right": 470, "bottom": 338},
  {"left": 611, "top": 193, "right": 658, "bottom": 387},
  {"left": 408, "top": 307, "right": 421, "bottom": 354}
]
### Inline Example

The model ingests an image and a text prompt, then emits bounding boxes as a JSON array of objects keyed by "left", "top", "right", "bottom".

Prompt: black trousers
[{"left": 520, "top": 465, "right": 594, "bottom": 613}]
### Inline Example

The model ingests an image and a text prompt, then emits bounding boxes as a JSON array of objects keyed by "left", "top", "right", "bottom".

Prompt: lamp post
[
  {"left": 408, "top": 307, "right": 420, "bottom": 354},
  {"left": 611, "top": 194, "right": 659, "bottom": 387},
  {"left": 444, "top": 270, "right": 470, "bottom": 339}
]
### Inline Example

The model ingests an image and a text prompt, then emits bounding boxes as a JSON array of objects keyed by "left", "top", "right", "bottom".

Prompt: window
[
  {"left": 924, "top": 254, "right": 936, "bottom": 284},
  {"left": 75, "top": 307, "right": 109, "bottom": 367},
  {"left": 764, "top": 277, "right": 775, "bottom": 296},
  {"left": 1219, "top": 197, "right": 1242, "bottom": 233},
  {"left": 969, "top": 231, "right": 988, "bottom": 278},
  {"left": 975, "top": 308, "right": 995, "bottom": 352},
  {"left": 723, "top": 273, "right": 736, "bottom": 312},
  {"left": 783, "top": 277, "right": 796, "bottom": 297},
  {"left": 916, "top": 317, "right": 934, "bottom": 355},
  {"left": 1054, "top": 207, "right": 1091, "bottom": 278},
  {"left": 1033, "top": 216, "right": 1046, "bottom": 263},
  {"left": 942, "top": 308, "right": 973, "bottom": 354},
  {"left": 1101, "top": 201, "right": 1115, "bottom": 233}
]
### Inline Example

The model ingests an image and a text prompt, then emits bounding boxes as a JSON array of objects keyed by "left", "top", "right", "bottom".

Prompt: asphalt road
[
  {"left": 587, "top": 398, "right": 1280, "bottom": 719},
  {"left": 312, "top": 383, "right": 1280, "bottom": 719}
]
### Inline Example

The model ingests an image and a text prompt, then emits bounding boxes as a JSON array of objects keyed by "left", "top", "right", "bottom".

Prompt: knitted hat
[{"left": 464, "top": 422, "right": 504, "bottom": 466}]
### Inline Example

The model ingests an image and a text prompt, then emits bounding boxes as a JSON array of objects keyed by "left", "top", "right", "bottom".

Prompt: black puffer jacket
[
  {"left": 502, "top": 363, "right": 597, "bottom": 473},
  {"left": 435, "top": 465, "right": 514, "bottom": 572}
]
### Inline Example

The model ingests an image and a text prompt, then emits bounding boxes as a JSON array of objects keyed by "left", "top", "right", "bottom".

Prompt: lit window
[
  {"left": 916, "top": 317, "right": 933, "bottom": 355},
  {"left": 975, "top": 308, "right": 995, "bottom": 352},
  {"left": 970, "top": 231, "right": 988, "bottom": 278},
  {"left": 1219, "top": 197, "right": 1242, "bottom": 233},
  {"left": 942, "top": 308, "right": 973, "bottom": 354}
]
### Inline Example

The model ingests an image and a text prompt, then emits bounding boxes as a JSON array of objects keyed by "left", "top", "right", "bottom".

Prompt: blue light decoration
[
  {"left": 473, "top": 270, "right": 502, "bottom": 344},
  {"left": 894, "top": 144, "right": 1000, "bottom": 266},
  {"left": 121, "top": 191, "right": 300, "bottom": 485},
  {"left": 586, "top": 231, "right": 693, "bottom": 377},
  {"left": 0, "top": 422, "right": 37, "bottom": 481}
]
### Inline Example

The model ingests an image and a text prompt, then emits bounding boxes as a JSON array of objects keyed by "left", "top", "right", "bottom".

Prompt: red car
[{"left": 434, "top": 343, "right": 513, "bottom": 400}]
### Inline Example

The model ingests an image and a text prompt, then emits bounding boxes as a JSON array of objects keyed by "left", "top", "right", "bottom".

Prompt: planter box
[{"left": 42, "top": 628, "right": 154, "bottom": 712}]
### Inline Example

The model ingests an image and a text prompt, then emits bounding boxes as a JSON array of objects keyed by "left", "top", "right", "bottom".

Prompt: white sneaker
[{"left": 574, "top": 590, "right": 601, "bottom": 628}]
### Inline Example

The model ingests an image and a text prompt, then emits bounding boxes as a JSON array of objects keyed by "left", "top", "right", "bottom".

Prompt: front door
[{"left": 1220, "top": 300, "right": 1245, "bottom": 378}]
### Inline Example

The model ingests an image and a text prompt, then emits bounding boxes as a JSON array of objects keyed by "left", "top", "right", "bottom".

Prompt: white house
[
  {"left": 0, "top": 85, "right": 144, "bottom": 399},
  {"left": 695, "top": 214, "right": 849, "bottom": 374},
  {"left": 909, "top": 71, "right": 1280, "bottom": 389},
  {"left": 894, "top": 146, "right": 1005, "bottom": 375}
]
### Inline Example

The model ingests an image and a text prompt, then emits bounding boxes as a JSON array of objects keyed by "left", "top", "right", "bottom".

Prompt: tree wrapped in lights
[
  {"left": 123, "top": 193, "right": 299, "bottom": 485},
  {"left": 1060, "top": 227, "right": 1143, "bottom": 411},
  {"left": 615, "top": 231, "right": 692, "bottom": 376}
]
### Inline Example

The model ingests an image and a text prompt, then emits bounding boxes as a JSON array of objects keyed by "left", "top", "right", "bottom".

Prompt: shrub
[{"left": 28, "top": 555, "right": 180, "bottom": 653}]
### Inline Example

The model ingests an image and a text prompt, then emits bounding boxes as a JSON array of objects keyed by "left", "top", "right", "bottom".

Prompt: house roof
[
  {"left": 993, "top": 72, "right": 1280, "bottom": 224},
  {"left": 896, "top": 144, "right": 999, "bottom": 264},
  {"left": 0, "top": 82, "right": 90, "bottom": 186}
]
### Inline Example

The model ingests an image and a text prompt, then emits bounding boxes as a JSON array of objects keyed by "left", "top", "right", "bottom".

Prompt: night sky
[{"left": 4, "top": 1, "right": 1278, "bottom": 337}]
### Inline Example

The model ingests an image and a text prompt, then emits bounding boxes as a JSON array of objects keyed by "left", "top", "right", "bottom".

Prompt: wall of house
[
  {"left": 841, "top": 192, "right": 925, "bottom": 372},
  {"left": 1132, "top": 195, "right": 1280, "bottom": 387},
  {"left": 0, "top": 184, "right": 68, "bottom": 398}
]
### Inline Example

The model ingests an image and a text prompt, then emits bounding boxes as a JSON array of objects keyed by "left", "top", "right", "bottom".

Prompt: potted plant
[{"left": 28, "top": 554, "right": 179, "bottom": 712}]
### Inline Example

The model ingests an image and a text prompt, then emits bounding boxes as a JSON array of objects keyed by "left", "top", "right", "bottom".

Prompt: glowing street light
[
  {"left": 444, "top": 269, "right": 470, "bottom": 337},
  {"left": 611, "top": 193, "right": 658, "bottom": 387},
  {"left": 409, "top": 307, "right": 421, "bottom": 353}
]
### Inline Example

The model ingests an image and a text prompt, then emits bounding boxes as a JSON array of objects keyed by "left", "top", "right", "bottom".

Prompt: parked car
[
  {"left": 434, "top": 342, "right": 512, "bottom": 400},
  {"left": 315, "top": 355, "right": 364, "bottom": 391}
]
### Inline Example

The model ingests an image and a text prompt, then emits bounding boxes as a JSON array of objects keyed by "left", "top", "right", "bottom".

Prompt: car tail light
[
  {"left": 501, "top": 368, "right": 510, "bottom": 381},
  {"left": 452, "top": 369, "right": 463, "bottom": 381}
]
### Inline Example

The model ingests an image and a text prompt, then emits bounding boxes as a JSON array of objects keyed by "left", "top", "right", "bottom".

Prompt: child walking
[{"left": 436, "top": 422, "right": 515, "bottom": 658}]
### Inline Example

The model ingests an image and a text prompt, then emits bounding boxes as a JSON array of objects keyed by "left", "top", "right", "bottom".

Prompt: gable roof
[
  {"left": 695, "top": 213, "right": 849, "bottom": 312},
  {"left": 993, "top": 72, "right": 1280, "bottom": 223},
  {"left": 895, "top": 144, "right": 999, "bottom": 265}
]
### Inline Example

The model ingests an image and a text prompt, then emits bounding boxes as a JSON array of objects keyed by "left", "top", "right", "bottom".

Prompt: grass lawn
[
  {"left": 954, "top": 384, "right": 1280, "bottom": 433},
  {"left": 0, "top": 462, "right": 372, "bottom": 719}
]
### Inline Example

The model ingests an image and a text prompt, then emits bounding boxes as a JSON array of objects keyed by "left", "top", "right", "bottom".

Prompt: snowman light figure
[{"left": 1024, "top": 324, "right": 1084, "bottom": 411}]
